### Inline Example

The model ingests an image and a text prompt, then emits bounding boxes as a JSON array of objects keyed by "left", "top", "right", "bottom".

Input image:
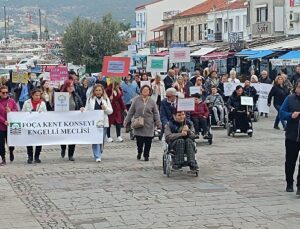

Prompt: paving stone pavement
[{"left": 1, "top": 111, "right": 300, "bottom": 229}]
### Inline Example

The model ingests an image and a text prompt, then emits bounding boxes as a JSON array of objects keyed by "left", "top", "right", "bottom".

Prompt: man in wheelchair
[
  {"left": 165, "top": 111, "right": 199, "bottom": 171},
  {"left": 227, "top": 85, "right": 253, "bottom": 134},
  {"left": 205, "top": 86, "right": 225, "bottom": 126}
]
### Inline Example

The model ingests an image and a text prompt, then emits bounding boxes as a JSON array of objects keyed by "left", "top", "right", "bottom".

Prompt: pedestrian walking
[
  {"left": 124, "top": 85, "right": 161, "bottom": 161},
  {"left": 280, "top": 80, "right": 300, "bottom": 195},
  {"left": 0, "top": 86, "right": 18, "bottom": 165},
  {"left": 22, "top": 88, "right": 47, "bottom": 164},
  {"left": 60, "top": 80, "right": 83, "bottom": 161},
  {"left": 85, "top": 84, "right": 113, "bottom": 162}
]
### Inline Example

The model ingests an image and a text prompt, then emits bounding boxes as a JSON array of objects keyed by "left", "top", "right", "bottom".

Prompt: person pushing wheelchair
[{"left": 165, "top": 110, "right": 199, "bottom": 171}]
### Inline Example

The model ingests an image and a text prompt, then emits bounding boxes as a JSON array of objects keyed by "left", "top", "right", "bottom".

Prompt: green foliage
[{"left": 63, "top": 14, "right": 126, "bottom": 68}]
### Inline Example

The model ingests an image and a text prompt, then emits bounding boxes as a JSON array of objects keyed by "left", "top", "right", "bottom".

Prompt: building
[
  {"left": 285, "top": 0, "right": 300, "bottom": 35},
  {"left": 133, "top": 0, "right": 201, "bottom": 48},
  {"left": 155, "top": 0, "right": 227, "bottom": 47},
  {"left": 206, "top": 0, "right": 249, "bottom": 42},
  {"left": 248, "top": 0, "right": 285, "bottom": 37}
]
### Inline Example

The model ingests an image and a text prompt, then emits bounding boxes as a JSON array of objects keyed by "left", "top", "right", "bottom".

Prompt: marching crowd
[{"left": 1, "top": 65, "right": 300, "bottom": 194}]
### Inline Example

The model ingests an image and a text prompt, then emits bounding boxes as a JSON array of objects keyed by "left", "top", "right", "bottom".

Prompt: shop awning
[
  {"left": 201, "top": 51, "right": 235, "bottom": 61},
  {"left": 278, "top": 51, "right": 300, "bottom": 60},
  {"left": 245, "top": 50, "right": 275, "bottom": 59},
  {"left": 235, "top": 49, "right": 259, "bottom": 57},
  {"left": 190, "top": 47, "right": 217, "bottom": 57},
  {"left": 151, "top": 24, "right": 173, "bottom": 32}
]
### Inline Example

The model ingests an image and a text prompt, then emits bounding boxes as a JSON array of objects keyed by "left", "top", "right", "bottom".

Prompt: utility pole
[
  {"left": 4, "top": 5, "right": 7, "bottom": 47},
  {"left": 39, "top": 9, "right": 42, "bottom": 41}
]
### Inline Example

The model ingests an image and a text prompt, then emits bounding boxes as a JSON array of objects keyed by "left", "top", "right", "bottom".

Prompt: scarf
[{"left": 31, "top": 99, "right": 42, "bottom": 111}]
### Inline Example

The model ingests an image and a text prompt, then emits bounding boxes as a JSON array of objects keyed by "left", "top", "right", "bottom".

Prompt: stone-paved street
[{"left": 1, "top": 112, "right": 300, "bottom": 229}]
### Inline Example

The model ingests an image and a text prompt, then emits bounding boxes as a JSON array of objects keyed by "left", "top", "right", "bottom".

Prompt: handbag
[{"left": 131, "top": 98, "right": 149, "bottom": 129}]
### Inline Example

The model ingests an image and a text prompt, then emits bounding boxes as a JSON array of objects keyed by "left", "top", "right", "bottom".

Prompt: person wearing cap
[
  {"left": 191, "top": 93, "right": 209, "bottom": 138},
  {"left": 165, "top": 111, "right": 199, "bottom": 170},
  {"left": 124, "top": 85, "right": 161, "bottom": 161}
]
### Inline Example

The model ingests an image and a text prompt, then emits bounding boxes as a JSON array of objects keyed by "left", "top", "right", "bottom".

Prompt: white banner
[
  {"left": 252, "top": 83, "right": 273, "bottom": 113},
  {"left": 8, "top": 111, "right": 104, "bottom": 146},
  {"left": 169, "top": 48, "right": 191, "bottom": 63},
  {"left": 224, "top": 82, "right": 244, "bottom": 96}
]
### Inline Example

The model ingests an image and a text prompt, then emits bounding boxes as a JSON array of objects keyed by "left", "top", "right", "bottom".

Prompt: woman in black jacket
[{"left": 268, "top": 75, "right": 290, "bottom": 130}]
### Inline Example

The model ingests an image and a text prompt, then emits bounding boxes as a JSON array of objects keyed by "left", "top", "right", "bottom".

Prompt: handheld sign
[
  {"left": 169, "top": 47, "right": 191, "bottom": 63},
  {"left": 189, "top": 86, "right": 201, "bottom": 96},
  {"left": 12, "top": 71, "right": 29, "bottom": 84},
  {"left": 140, "top": 80, "right": 151, "bottom": 88},
  {"left": 102, "top": 56, "right": 131, "bottom": 77},
  {"left": 50, "top": 66, "right": 68, "bottom": 82},
  {"left": 177, "top": 98, "right": 195, "bottom": 112},
  {"left": 54, "top": 92, "right": 70, "bottom": 112},
  {"left": 241, "top": 96, "right": 254, "bottom": 106}
]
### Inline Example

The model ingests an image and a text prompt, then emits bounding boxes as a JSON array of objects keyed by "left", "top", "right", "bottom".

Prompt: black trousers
[
  {"left": 135, "top": 136, "right": 153, "bottom": 158},
  {"left": 192, "top": 117, "right": 208, "bottom": 135},
  {"left": 0, "top": 131, "right": 14, "bottom": 160},
  {"left": 285, "top": 139, "right": 300, "bottom": 187},
  {"left": 27, "top": 146, "right": 42, "bottom": 160},
  {"left": 107, "top": 124, "right": 122, "bottom": 138},
  {"left": 61, "top": 145, "right": 76, "bottom": 157}
]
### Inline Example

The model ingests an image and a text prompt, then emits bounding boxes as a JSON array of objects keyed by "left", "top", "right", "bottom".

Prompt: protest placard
[
  {"left": 8, "top": 111, "right": 104, "bottom": 146},
  {"left": 102, "top": 56, "right": 131, "bottom": 77},
  {"left": 54, "top": 92, "right": 70, "bottom": 112},
  {"left": 146, "top": 56, "right": 168, "bottom": 73},
  {"left": 252, "top": 83, "right": 273, "bottom": 113},
  {"left": 140, "top": 80, "right": 151, "bottom": 88},
  {"left": 241, "top": 96, "right": 254, "bottom": 106},
  {"left": 177, "top": 98, "right": 195, "bottom": 112},
  {"left": 12, "top": 71, "right": 29, "bottom": 84},
  {"left": 189, "top": 86, "right": 201, "bottom": 96},
  {"left": 169, "top": 47, "right": 191, "bottom": 63},
  {"left": 224, "top": 82, "right": 244, "bottom": 96},
  {"left": 50, "top": 66, "right": 68, "bottom": 83}
]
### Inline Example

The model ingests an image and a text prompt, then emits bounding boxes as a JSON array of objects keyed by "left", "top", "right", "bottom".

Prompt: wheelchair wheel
[
  {"left": 163, "top": 154, "right": 167, "bottom": 175},
  {"left": 253, "top": 111, "right": 259, "bottom": 122},
  {"left": 248, "top": 132, "right": 253, "bottom": 137},
  {"left": 226, "top": 123, "right": 231, "bottom": 136},
  {"left": 166, "top": 154, "right": 172, "bottom": 177},
  {"left": 208, "top": 139, "right": 212, "bottom": 145},
  {"left": 195, "top": 171, "right": 199, "bottom": 177}
]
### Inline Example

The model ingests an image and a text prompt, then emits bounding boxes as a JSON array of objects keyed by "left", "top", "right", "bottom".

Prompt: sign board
[
  {"left": 169, "top": 47, "right": 191, "bottom": 63},
  {"left": 128, "top": 45, "right": 137, "bottom": 55},
  {"left": 251, "top": 83, "right": 273, "bottom": 113},
  {"left": 224, "top": 82, "right": 244, "bottom": 96},
  {"left": 140, "top": 80, "right": 151, "bottom": 88},
  {"left": 241, "top": 96, "right": 254, "bottom": 106},
  {"left": 146, "top": 56, "right": 168, "bottom": 73},
  {"left": 8, "top": 111, "right": 105, "bottom": 146},
  {"left": 189, "top": 86, "right": 201, "bottom": 96},
  {"left": 102, "top": 56, "right": 131, "bottom": 77},
  {"left": 54, "top": 92, "right": 70, "bottom": 112},
  {"left": 12, "top": 71, "right": 29, "bottom": 84},
  {"left": 50, "top": 66, "right": 68, "bottom": 83},
  {"left": 177, "top": 98, "right": 195, "bottom": 112}
]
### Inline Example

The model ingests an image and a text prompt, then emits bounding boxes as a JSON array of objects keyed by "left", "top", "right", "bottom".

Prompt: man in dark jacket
[
  {"left": 160, "top": 88, "right": 177, "bottom": 128},
  {"left": 259, "top": 70, "right": 272, "bottom": 117},
  {"left": 290, "top": 65, "right": 300, "bottom": 86},
  {"left": 163, "top": 69, "right": 175, "bottom": 90},
  {"left": 280, "top": 80, "right": 300, "bottom": 195}
]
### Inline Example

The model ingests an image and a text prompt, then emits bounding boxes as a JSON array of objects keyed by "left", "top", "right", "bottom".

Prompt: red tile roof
[
  {"left": 176, "top": 0, "right": 228, "bottom": 17},
  {"left": 216, "top": 0, "right": 247, "bottom": 11},
  {"left": 135, "top": 0, "right": 163, "bottom": 11}
]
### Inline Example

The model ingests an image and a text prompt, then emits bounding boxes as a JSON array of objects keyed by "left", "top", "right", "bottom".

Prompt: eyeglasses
[{"left": 1, "top": 92, "right": 8, "bottom": 94}]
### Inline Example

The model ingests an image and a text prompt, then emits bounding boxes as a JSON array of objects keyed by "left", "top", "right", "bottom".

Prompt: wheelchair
[
  {"left": 208, "top": 105, "right": 229, "bottom": 129},
  {"left": 191, "top": 117, "right": 213, "bottom": 145},
  {"left": 250, "top": 104, "right": 259, "bottom": 122},
  {"left": 226, "top": 110, "right": 253, "bottom": 137},
  {"left": 162, "top": 140, "right": 199, "bottom": 177}
]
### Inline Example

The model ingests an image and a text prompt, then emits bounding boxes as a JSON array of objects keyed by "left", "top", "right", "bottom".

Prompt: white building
[
  {"left": 207, "top": 0, "right": 249, "bottom": 42},
  {"left": 134, "top": 0, "right": 202, "bottom": 48},
  {"left": 285, "top": 0, "right": 300, "bottom": 35}
]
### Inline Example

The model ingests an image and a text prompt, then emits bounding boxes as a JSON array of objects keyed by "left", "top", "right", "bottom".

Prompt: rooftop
[{"left": 135, "top": 0, "right": 163, "bottom": 11}]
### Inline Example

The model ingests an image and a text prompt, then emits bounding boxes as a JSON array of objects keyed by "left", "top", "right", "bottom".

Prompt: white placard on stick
[
  {"left": 189, "top": 86, "right": 201, "bottom": 96},
  {"left": 177, "top": 98, "right": 195, "bottom": 112},
  {"left": 54, "top": 92, "right": 70, "bottom": 112},
  {"left": 169, "top": 47, "right": 191, "bottom": 63},
  {"left": 224, "top": 82, "right": 244, "bottom": 96},
  {"left": 241, "top": 96, "right": 254, "bottom": 106},
  {"left": 140, "top": 80, "right": 151, "bottom": 88}
]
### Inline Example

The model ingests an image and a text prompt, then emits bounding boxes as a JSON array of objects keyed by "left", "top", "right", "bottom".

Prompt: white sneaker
[
  {"left": 116, "top": 136, "right": 123, "bottom": 142},
  {"left": 236, "top": 129, "right": 241, "bottom": 133},
  {"left": 96, "top": 158, "right": 101, "bottom": 162},
  {"left": 247, "top": 129, "right": 253, "bottom": 133},
  {"left": 107, "top": 137, "right": 113, "bottom": 143}
]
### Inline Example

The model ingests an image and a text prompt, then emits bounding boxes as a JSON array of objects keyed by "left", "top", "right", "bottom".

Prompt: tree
[{"left": 63, "top": 14, "right": 126, "bottom": 71}]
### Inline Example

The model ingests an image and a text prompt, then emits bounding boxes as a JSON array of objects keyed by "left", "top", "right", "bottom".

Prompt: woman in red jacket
[
  {"left": 191, "top": 93, "right": 209, "bottom": 138},
  {"left": 0, "top": 86, "right": 18, "bottom": 165},
  {"left": 106, "top": 81, "right": 127, "bottom": 142}
]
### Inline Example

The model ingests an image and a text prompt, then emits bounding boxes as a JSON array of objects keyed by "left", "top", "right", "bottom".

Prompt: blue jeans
[
  {"left": 274, "top": 104, "right": 286, "bottom": 128},
  {"left": 92, "top": 128, "right": 107, "bottom": 160}
]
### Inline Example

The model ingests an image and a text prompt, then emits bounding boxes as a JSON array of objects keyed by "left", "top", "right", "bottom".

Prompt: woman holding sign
[
  {"left": 60, "top": 80, "right": 83, "bottom": 161},
  {"left": 124, "top": 85, "right": 161, "bottom": 161},
  {"left": 22, "top": 89, "right": 47, "bottom": 164},
  {"left": 85, "top": 84, "right": 113, "bottom": 162}
]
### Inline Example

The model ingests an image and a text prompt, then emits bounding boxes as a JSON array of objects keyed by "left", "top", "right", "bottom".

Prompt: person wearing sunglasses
[{"left": 0, "top": 86, "right": 18, "bottom": 165}]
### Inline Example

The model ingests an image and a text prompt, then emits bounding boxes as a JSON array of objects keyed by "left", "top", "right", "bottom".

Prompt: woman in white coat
[
  {"left": 85, "top": 84, "right": 113, "bottom": 162},
  {"left": 151, "top": 74, "right": 166, "bottom": 110}
]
